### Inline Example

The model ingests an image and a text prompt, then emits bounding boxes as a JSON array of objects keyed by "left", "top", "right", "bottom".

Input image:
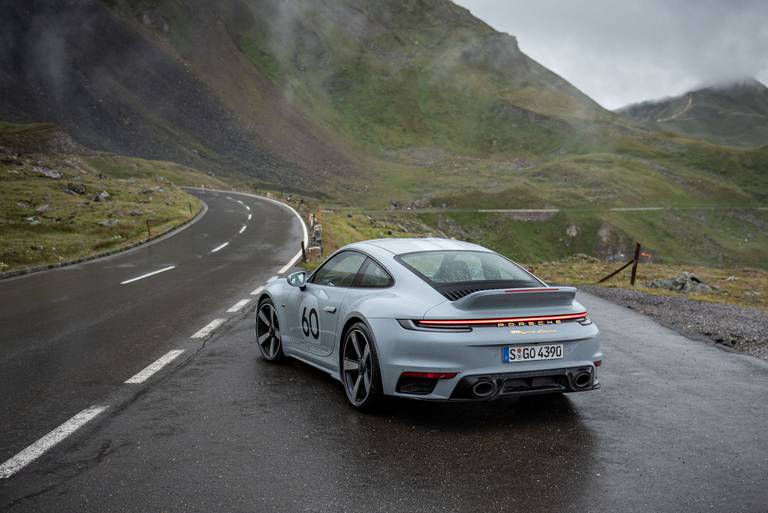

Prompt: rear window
[{"left": 398, "top": 250, "right": 541, "bottom": 286}]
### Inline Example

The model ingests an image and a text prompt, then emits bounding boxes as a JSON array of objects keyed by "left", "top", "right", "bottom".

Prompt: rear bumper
[
  {"left": 449, "top": 366, "right": 600, "bottom": 400},
  {"left": 368, "top": 317, "right": 602, "bottom": 401}
]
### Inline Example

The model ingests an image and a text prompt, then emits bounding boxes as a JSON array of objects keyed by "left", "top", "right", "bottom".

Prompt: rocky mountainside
[
  {"left": 0, "top": 0, "right": 613, "bottom": 192},
  {"left": 617, "top": 78, "right": 768, "bottom": 148}
]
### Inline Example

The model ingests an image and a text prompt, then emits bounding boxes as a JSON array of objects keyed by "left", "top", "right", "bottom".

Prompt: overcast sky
[{"left": 453, "top": 0, "right": 768, "bottom": 110}]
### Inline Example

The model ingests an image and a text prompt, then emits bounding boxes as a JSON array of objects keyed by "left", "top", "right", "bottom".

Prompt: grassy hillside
[{"left": 0, "top": 122, "right": 227, "bottom": 273}]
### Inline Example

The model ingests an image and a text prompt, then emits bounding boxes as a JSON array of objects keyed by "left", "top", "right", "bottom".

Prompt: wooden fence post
[
  {"left": 146, "top": 220, "right": 151, "bottom": 238},
  {"left": 630, "top": 242, "right": 641, "bottom": 286},
  {"left": 301, "top": 241, "right": 307, "bottom": 263}
]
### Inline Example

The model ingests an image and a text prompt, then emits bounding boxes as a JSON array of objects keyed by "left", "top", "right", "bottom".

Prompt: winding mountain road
[{"left": 0, "top": 189, "right": 305, "bottom": 473}]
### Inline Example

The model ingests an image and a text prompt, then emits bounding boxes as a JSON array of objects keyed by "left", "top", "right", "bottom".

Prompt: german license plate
[{"left": 503, "top": 344, "right": 563, "bottom": 363}]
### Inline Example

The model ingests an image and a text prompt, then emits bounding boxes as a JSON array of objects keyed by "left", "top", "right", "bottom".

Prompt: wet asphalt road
[
  {"left": 1, "top": 280, "right": 767, "bottom": 511},
  {"left": 0, "top": 189, "right": 304, "bottom": 467}
]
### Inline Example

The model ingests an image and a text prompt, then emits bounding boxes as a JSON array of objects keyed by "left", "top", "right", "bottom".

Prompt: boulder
[
  {"left": 647, "top": 272, "right": 714, "bottom": 294},
  {"left": 94, "top": 191, "right": 111, "bottom": 202},
  {"left": 98, "top": 219, "right": 119, "bottom": 227},
  {"left": 66, "top": 182, "right": 87, "bottom": 195},
  {"left": 35, "top": 204, "right": 50, "bottom": 213},
  {"left": 33, "top": 166, "right": 62, "bottom": 179}
]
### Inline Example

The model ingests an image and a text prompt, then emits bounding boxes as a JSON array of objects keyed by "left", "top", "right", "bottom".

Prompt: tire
[
  {"left": 255, "top": 298, "right": 286, "bottom": 362},
  {"left": 340, "top": 322, "right": 384, "bottom": 411}
]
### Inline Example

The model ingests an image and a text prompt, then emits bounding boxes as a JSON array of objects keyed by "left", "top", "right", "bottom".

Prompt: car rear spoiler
[{"left": 451, "top": 287, "right": 577, "bottom": 311}]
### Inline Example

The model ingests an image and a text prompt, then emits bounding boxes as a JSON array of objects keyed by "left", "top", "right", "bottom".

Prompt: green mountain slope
[
  {"left": 617, "top": 79, "right": 768, "bottom": 148},
  {"left": 1, "top": 0, "right": 766, "bottom": 269}
]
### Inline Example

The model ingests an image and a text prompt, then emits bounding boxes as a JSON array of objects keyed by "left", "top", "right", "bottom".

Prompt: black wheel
[
  {"left": 256, "top": 299, "right": 285, "bottom": 362},
  {"left": 341, "top": 322, "right": 383, "bottom": 411}
]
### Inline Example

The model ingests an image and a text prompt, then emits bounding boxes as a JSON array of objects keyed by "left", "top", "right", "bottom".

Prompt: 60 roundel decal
[{"left": 302, "top": 307, "right": 320, "bottom": 339}]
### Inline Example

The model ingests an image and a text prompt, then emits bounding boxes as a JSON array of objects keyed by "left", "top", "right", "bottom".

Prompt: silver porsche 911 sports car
[{"left": 255, "top": 238, "right": 602, "bottom": 410}]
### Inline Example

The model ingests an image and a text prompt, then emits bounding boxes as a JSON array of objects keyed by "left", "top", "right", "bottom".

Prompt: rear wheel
[
  {"left": 256, "top": 299, "right": 285, "bottom": 362},
  {"left": 341, "top": 323, "right": 383, "bottom": 411}
]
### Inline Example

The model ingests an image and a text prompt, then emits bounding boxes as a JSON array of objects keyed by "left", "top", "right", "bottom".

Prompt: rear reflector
[
  {"left": 400, "top": 371, "right": 457, "bottom": 380},
  {"left": 416, "top": 312, "right": 589, "bottom": 327}
]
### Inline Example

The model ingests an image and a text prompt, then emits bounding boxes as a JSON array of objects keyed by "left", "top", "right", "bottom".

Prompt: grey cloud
[{"left": 453, "top": 0, "right": 768, "bottom": 109}]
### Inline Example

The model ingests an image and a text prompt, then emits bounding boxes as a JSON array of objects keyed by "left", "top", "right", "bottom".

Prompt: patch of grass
[
  {"left": 533, "top": 258, "right": 768, "bottom": 311},
  {"left": 0, "top": 123, "right": 225, "bottom": 272}
]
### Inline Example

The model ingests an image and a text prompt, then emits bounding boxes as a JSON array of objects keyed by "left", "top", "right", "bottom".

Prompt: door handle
[{"left": 323, "top": 306, "right": 337, "bottom": 313}]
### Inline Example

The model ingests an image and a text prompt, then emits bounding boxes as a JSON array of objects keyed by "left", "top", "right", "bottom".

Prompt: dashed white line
[
  {"left": 211, "top": 242, "right": 229, "bottom": 253},
  {"left": 0, "top": 405, "right": 107, "bottom": 479},
  {"left": 267, "top": 275, "right": 279, "bottom": 282},
  {"left": 191, "top": 318, "right": 226, "bottom": 339},
  {"left": 120, "top": 266, "right": 176, "bottom": 285},
  {"left": 247, "top": 214, "right": 252, "bottom": 221},
  {"left": 250, "top": 285, "right": 265, "bottom": 296},
  {"left": 246, "top": 205, "right": 251, "bottom": 211},
  {"left": 227, "top": 299, "right": 251, "bottom": 313},
  {"left": 237, "top": 200, "right": 244, "bottom": 205},
  {"left": 124, "top": 350, "right": 185, "bottom": 384},
  {"left": 239, "top": 225, "right": 247, "bottom": 234}
]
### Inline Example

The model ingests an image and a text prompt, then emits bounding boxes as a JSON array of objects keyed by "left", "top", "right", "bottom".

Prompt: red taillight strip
[
  {"left": 416, "top": 312, "right": 588, "bottom": 326},
  {"left": 504, "top": 288, "right": 560, "bottom": 293},
  {"left": 400, "top": 371, "right": 457, "bottom": 379}
]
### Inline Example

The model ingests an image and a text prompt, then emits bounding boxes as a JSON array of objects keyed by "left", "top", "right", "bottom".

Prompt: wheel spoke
[
  {"left": 269, "top": 307, "right": 276, "bottom": 327},
  {"left": 258, "top": 309, "right": 270, "bottom": 327},
  {"left": 352, "top": 375, "right": 363, "bottom": 400},
  {"left": 258, "top": 331, "right": 271, "bottom": 345},
  {"left": 269, "top": 336, "right": 277, "bottom": 357},
  {"left": 362, "top": 342, "right": 370, "bottom": 364},
  {"left": 343, "top": 358, "right": 360, "bottom": 372},
  {"left": 350, "top": 332, "right": 362, "bottom": 359},
  {"left": 363, "top": 369, "right": 371, "bottom": 394}
]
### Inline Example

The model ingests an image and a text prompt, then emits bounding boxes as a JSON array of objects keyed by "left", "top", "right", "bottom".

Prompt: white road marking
[
  {"left": 267, "top": 275, "right": 279, "bottom": 282},
  {"left": 211, "top": 242, "right": 229, "bottom": 253},
  {"left": 191, "top": 318, "right": 226, "bottom": 339},
  {"left": 278, "top": 260, "right": 296, "bottom": 275},
  {"left": 182, "top": 188, "right": 310, "bottom": 280},
  {"left": 120, "top": 266, "right": 175, "bottom": 285},
  {"left": 124, "top": 350, "right": 185, "bottom": 384},
  {"left": 226, "top": 196, "right": 234, "bottom": 201},
  {"left": 239, "top": 225, "right": 247, "bottom": 234},
  {"left": 246, "top": 205, "right": 251, "bottom": 211},
  {"left": 247, "top": 214, "right": 252, "bottom": 221},
  {"left": 0, "top": 405, "right": 107, "bottom": 479},
  {"left": 237, "top": 200, "right": 244, "bottom": 205},
  {"left": 250, "top": 285, "right": 265, "bottom": 296},
  {"left": 227, "top": 299, "right": 251, "bottom": 313}
]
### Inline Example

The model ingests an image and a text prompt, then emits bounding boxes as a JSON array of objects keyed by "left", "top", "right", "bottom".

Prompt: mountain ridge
[{"left": 617, "top": 78, "right": 768, "bottom": 148}]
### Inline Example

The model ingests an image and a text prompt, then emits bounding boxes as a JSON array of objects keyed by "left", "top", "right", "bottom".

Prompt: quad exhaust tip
[{"left": 471, "top": 380, "right": 497, "bottom": 398}]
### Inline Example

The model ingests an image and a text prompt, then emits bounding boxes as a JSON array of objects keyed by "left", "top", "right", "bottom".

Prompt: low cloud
[{"left": 454, "top": 0, "right": 768, "bottom": 109}]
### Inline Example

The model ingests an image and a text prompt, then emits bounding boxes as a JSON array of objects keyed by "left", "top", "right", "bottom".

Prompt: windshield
[{"left": 398, "top": 251, "right": 542, "bottom": 286}]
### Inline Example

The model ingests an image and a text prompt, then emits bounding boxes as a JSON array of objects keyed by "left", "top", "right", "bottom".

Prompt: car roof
[{"left": 348, "top": 237, "right": 492, "bottom": 256}]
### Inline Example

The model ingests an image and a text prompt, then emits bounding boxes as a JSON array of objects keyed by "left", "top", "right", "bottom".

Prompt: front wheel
[
  {"left": 255, "top": 299, "right": 285, "bottom": 362},
  {"left": 341, "top": 322, "right": 384, "bottom": 411}
]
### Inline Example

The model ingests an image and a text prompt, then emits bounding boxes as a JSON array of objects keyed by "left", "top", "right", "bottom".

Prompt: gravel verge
[{"left": 580, "top": 285, "right": 768, "bottom": 361}]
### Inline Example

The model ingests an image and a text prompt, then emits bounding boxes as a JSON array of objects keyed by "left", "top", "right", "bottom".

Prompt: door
[{"left": 296, "top": 251, "right": 367, "bottom": 356}]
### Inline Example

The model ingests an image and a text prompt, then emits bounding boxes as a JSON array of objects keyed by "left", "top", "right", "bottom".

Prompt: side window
[
  {"left": 311, "top": 252, "right": 366, "bottom": 287},
  {"left": 356, "top": 259, "right": 393, "bottom": 288}
]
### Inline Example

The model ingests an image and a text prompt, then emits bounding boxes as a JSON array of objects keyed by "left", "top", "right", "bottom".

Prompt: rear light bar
[
  {"left": 415, "top": 312, "right": 589, "bottom": 327},
  {"left": 400, "top": 371, "right": 457, "bottom": 379}
]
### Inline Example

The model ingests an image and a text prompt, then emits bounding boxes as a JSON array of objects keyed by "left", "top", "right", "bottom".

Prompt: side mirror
[{"left": 287, "top": 271, "right": 307, "bottom": 289}]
